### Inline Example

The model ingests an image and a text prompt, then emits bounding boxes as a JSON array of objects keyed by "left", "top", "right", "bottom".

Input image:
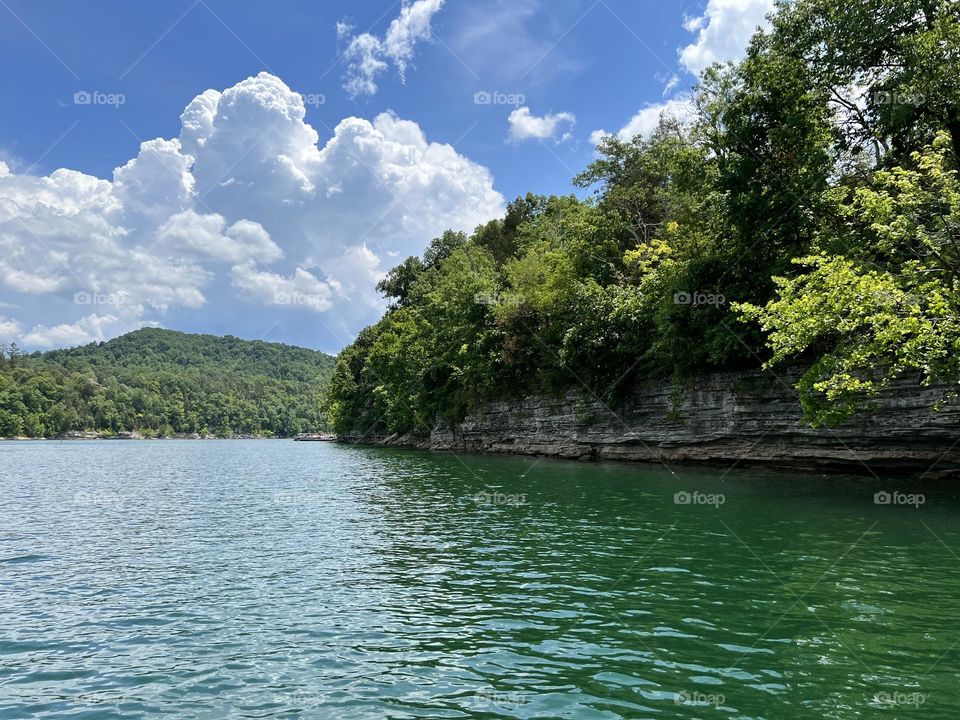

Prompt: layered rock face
[{"left": 340, "top": 368, "right": 960, "bottom": 475}]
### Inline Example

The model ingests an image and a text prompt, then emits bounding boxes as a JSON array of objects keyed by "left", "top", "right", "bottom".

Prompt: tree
[
  {"left": 770, "top": 0, "right": 960, "bottom": 163},
  {"left": 0, "top": 329, "right": 336, "bottom": 437},
  {"left": 376, "top": 256, "right": 424, "bottom": 309},
  {"left": 736, "top": 134, "right": 960, "bottom": 425},
  {"left": 327, "top": 0, "right": 960, "bottom": 435}
]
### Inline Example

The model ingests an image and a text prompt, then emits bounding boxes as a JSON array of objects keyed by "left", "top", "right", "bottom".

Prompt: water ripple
[{"left": 1, "top": 440, "right": 958, "bottom": 717}]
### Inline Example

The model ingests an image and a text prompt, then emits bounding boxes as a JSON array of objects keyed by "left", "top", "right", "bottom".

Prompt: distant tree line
[{"left": 0, "top": 329, "right": 335, "bottom": 437}]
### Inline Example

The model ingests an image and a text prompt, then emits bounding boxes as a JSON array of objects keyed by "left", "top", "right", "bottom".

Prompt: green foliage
[
  {"left": 769, "top": 0, "right": 960, "bottom": 162},
  {"left": 328, "top": 0, "right": 960, "bottom": 433},
  {"left": 376, "top": 256, "right": 424, "bottom": 309},
  {"left": 0, "top": 329, "right": 335, "bottom": 437},
  {"left": 737, "top": 135, "right": 960, "bottom": 424}
]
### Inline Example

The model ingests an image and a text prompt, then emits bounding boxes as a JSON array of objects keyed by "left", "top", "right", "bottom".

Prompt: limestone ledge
[{"left": 339, "top": 368, "right": 960, "bottom": 476}]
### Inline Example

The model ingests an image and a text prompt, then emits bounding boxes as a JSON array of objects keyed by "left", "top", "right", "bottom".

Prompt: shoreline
[
  {"left": 336, "top": 367, "right": 960, "bottom": 479},
  {"left": 5, "top": 431, "right": 955, "bottom": 477},
  {"left": 336, "top": 436, "right": 960, "bottom": 479},
  {"left": 0, "top": 435, "right": 299, "bottom": 441},
  {"left": 1, "top": 431, "right": 335, "bottom": 442}
]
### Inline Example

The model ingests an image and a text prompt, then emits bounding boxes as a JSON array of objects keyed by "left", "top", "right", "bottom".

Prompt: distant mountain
[{"left": 0, "top": 328, "right": 336, "bottom": 438}]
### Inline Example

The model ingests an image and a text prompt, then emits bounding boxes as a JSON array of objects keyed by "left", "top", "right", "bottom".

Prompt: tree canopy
[
  {"left": 0, "top": 328, "right": 335, "bottom": 438},
  {"left": 326, "top": 0, "right": 960, "bottom": 435}
]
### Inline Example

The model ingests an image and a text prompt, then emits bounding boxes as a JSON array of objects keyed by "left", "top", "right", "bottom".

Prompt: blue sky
[{"left": 0, "top": 0, "right": 771, "bottom": 353}]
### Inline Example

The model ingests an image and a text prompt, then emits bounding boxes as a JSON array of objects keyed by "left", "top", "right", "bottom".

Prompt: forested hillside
[
  {"left": 327, "top": 0, "right": 960, "bottom": 436},
  {"left": 0, "top": 329, "right": 335, "bottom": 437}
]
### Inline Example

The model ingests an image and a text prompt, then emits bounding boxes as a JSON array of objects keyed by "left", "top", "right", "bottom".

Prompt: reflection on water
[{"left": 1, "top": 440, "right": 958, "bottom": 718}]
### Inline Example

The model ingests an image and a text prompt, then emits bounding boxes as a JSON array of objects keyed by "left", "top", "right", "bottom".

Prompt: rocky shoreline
[{"left": 338, "top": 367, "right": 960, "bottom": 477}]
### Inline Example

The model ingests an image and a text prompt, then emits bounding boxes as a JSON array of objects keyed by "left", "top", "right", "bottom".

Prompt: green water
[{"left": 1, "top": 440, "right": 958, "bottom": 718}]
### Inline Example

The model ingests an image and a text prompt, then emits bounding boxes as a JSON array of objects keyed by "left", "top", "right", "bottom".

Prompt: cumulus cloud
[
  {"left": 0, "top": 71, "right": 504, "bottom": 350},
  {"left": 113, "top": 138, "right": 193, "bottom": 226},
  {"left": 156, "top": 211, "right": 283, "bottom": 264},
  {"left": 0, "top": 262, "right": 66, "bottom": 294},
  {"left": 384, "top": 0, "right": 445, "bottom": 77},
  {"left": 324, "top": 245, "right": 387, "bottom": 309},
  {"left": 22, "top": 313, "right": 157, "bottom": 348},
  {"left": 342, "top": 34, "right": 389, "bottom": 98},
  {"left": 0, "top": 315, "right": 22, "bottom": 341},
  {"left": 507, "top": 107, "right": 576, "bottom": 144},
  {"left": 590, "top": 96, "right": 695, "bottom": 145},
  {"left": 679, "top": 0, "right": 773, "bottom": 76},
  {"left": 340, "top": 0, "right": 445, "bottom": 97},
  {"left": 230, "top": 263, "right": 336, "bottom": 313}
]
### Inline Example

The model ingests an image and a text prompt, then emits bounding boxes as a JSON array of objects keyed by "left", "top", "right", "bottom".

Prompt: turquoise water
[{"left": 1, "top": 440, "right": 958, "bottom": 718}]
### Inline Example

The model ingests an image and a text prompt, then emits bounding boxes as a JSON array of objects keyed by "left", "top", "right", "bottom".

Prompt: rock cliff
[{"left": 339, "top": 367, "right": 960, "bottom": 475}]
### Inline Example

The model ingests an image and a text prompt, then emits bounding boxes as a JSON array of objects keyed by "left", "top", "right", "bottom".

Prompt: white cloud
[
  {"left": 113, "top": 138, "right": 193, "bottom": 226},
  {"left": 324, "top": 245, "right": 387, "bottom": 309},
  {"left": 682, "top": 13, "right": 706, "bottom": 33},
  {"left": 230, "top": 263, "right": 336, "bottom": 313},
  {"left": 0, "top": 262, "right": 66, "bottom": 294},
  {"left": 662, "top": 73, "right": 680, "bottom": 96},
  {"left": 590, "top": 0, "right": 769, "bottom": 151},
  {"left": 384, "top": 0, "right": 445, "bottom": 78},
  {"left": 309, "top": 111, "right": 503, "bottom": 245},
  {"left": 22, "top": 313, "right": 156, "bottom": 349},
  {"left": 679, "top": 0, "right": 773, "bottom": 76},
  {"left": 0, "top": 72, "right": 503, "bottom": 350},
  {"left": 156, "top": 211, "right": 283, "bottom": 264},
  {"left": 179, "top": 89, "right": 221, "bottom": 158},
  {"left": 342, "top": 33, "right": 390, "bottom": 98},
  {"left": 340, "top": 0, "right": 445, "bottom": 97},
  {"left": 507, "top": 107, "right": 576, "bottom": 143},
  {"left": 590, "top": 96, "right": 695, "bottom": 145},
  {"left": 0, "top": 315, "right": 22, "bottom": 341}
]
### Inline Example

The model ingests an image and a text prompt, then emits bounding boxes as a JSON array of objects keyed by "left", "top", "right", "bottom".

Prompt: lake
[{"left": 1, "top": 440, "right": 958, "bottom": 718}]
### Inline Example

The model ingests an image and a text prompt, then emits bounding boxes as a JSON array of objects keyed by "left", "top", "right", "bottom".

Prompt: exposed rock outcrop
[
  {"left": 111, "top": 431, "right": 144, "bottom": 440},
  {"left": 339, "top": 367, "right": 960, "bottom": 475}
]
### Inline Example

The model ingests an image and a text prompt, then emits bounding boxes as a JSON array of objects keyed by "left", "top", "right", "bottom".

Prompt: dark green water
[{"left": 1, "top": 440, "right": 958, "bottom": 718}]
